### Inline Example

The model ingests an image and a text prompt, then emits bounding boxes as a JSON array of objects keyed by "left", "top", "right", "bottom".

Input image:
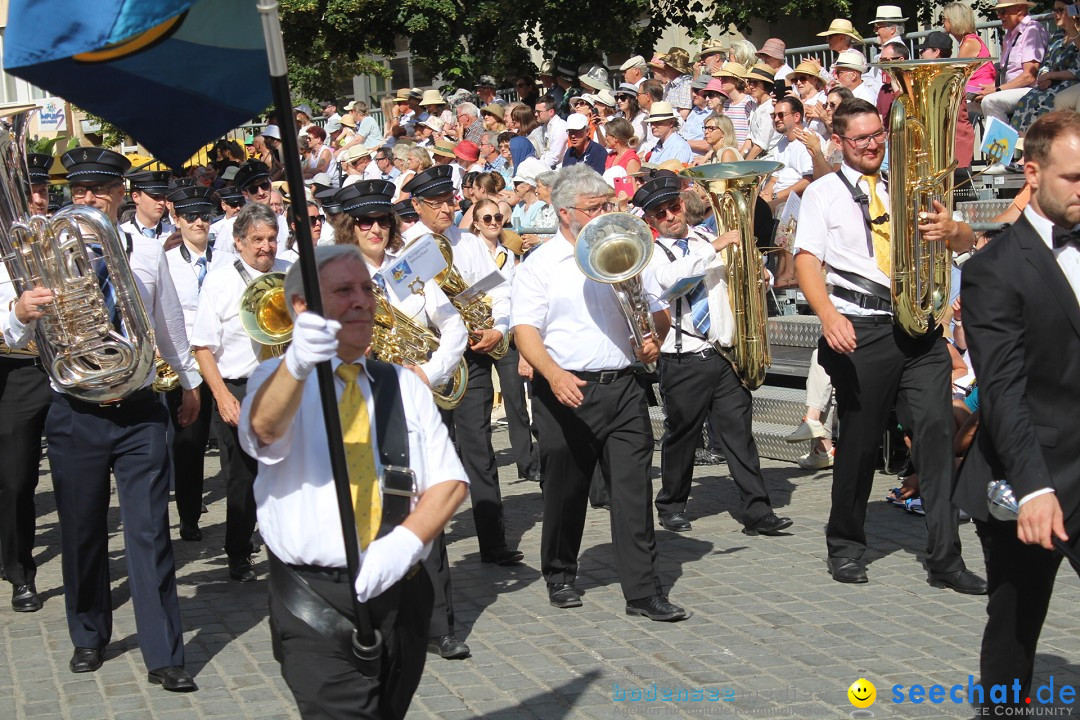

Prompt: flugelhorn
[
  {"left": 239, "top": 271, "right": 291, "bottom": 358},
  {"left": 429, "top": 233, "right": 510, "bottom": 359},
  {"left": 0, "top": 107, "right": 156, "bottom": 403},
  {"left": 574, "top": 212, "right": 658, "bottom": 372}
]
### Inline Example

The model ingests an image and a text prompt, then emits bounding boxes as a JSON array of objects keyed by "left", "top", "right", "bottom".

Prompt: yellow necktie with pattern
[
  {"left": 862, "top": 174, "right": 892, "bottom": 278},
  {"left": 335, "top": 363, "right": 381, "bottom": 550}
]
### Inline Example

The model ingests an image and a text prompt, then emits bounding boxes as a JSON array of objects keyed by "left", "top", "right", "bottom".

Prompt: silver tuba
[
  {"left": 0, "top": 107, "right": 156, "bottom": 403},
  {"left": 575, "top": 212, "right": 658, "bottom": 372}
]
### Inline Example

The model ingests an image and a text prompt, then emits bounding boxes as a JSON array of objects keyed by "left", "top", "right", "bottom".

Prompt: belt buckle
[
  {"left": 380, "top": 465, "right": 417, "bottom": 498},
  {"left": 598, "top": 370, "right": 618, "bottom": 384}
]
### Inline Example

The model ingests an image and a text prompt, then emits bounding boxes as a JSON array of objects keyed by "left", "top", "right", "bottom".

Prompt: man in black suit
[{"left": 956, "top": 110, "right": 1080, "bottom": 711}]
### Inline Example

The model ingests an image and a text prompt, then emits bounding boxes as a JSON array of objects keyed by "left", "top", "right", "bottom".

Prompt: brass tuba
[
  {"left": 574, "top": 212, "right": 659, "bottom": 372},
  {"left": 370, "top": 280, "right": 468, "bottom": 409},
  {"left": 239, "top": 271, "right": 291, "bottom": 358},
  {"left": 0, "top": 107, "right": 157, "bottom": 403},
  {"left": 681, "top": 161, "right": 781, "bottom": 390},
  {"left": 877, "top": 58, "right": 984, "bottom": 336},
  {"left": 429, "top": 233, "right": 510, "bottom": 359}
]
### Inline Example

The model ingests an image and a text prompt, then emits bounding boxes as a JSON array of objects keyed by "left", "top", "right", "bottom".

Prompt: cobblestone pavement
[{"left": 2, "top": 429, "right": 1079, "bottom": 720}]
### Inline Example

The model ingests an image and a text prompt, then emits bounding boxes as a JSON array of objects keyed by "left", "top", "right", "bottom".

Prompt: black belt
[
  {"left": 286, "top": 561, "right": 422, "bottom": 584},
  {"left": 660, "top": 347, "right": 720, "bottom": 360},
  {"left": 58, "top": 386, "right": 158, "bottom": 410},
  {"left": 843, "top": 313, "right": 895, "bottom": 326},
  {"left": 570, "top": 367, "right": 634, "bottom": 384},
  {"left": 832, "top": 286, "right": 893, "bottom": 313},
  {"left": 223, "top": 377, "right": 249, "bottom": 386}
]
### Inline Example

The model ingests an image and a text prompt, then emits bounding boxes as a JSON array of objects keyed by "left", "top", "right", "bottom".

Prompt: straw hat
[
  {"left": 480, "top": 103, "right": 505, "bottom": 121},
  {"left": 746, "top": 63, "right": 778, "bottom": 82},
  {"left": 787, "top": 59, "right": 824, "bottom": 80},
  {"left": 716, "top": 62, "right": 748, "bottom": 80},
  {"left": 339, "top": 113, "right": 357, "bottom": 128},
  {"left": 644, "top": 101, "right": 680, "bottom": 123},
  {"left": 419, "top": 89, "right": 445, "bottom": 107},
  {"left": 869, "top": 5, "right": 908, "bottom": 24},
  {"left": 833, "top": 51, "right": 868, "bottom": 74},
  {"left": 816, "top": 19, "right": 864, "bottom": 43},
  {"left": 990, "top": 0, "right": 1034, "bottom": 7},
  {"left": 432, "top": 139, "right": 458, "bottom": 158}
]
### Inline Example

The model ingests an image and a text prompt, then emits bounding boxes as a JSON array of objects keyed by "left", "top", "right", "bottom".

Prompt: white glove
[
  {"left": 283, "top": 311, "right": 340, "bottom": 380},
  {"left": 354, "top": 526, "right": 424, "bottom": 602}
]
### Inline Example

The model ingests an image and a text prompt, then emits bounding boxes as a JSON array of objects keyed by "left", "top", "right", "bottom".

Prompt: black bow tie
[{"left": 1052, "top": 226, "right": 1080, "bottom": 249}]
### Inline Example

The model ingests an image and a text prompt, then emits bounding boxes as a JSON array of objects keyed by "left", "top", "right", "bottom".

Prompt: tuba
[
  {"left": 429, "top": 233, "right": 510, "bottom": 359},
  {"left": 574, "top": 213, "right": 659, "bottom": 372},
  {"left": 239, "top": 271, "right": 291, "bottom": 358},
  {"left": 370, "top": 280, "right": 468, "bottom": 409},
  {"left": 0, "top": 107, "right": 156, "bottom": 403},
  {"left": 877, "top": 58, "right": 984, "bottom": 336},
  {"left": 681, "top": 161, "right": 781, "bottom": 390}
]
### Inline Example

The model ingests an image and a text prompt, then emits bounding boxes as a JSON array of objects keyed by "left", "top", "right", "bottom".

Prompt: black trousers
[
  {"left": 268, "top": 553, "right": 433, "bottom": 720},
  {"left": 973, "top": 516, "right": 1080, "bottom": 709},
  {"left": 656, "top": 351, "right": 772, "bottom": 525},
  {"left": 213, "top": 378, "right": 259, "bottom": 559},
  {"left": 448, "top": 350, "right": 510, "bottom": 556},
  {"left": 419, "top": 529, "right": 454, "bottom": 638},
  {"left": 818, "top": 320, "right": 963, "bottom": 572},
  {"left": 47, "top": 391, "right": 185, "bottom": 670},
  {"left": 165, "top": 382, "right": 213, "bottom": 527},
  {"left": 534, "top": 372, "right": 662, "bottom": 601},
  {"left": 0, "top": 358, "right": 51, "bottom": 587},
  {"left": 494, "top": 345, "right": 539, "bottom": 478}
]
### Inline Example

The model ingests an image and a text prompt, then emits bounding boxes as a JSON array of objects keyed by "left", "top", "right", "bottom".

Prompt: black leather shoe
[
  {"left": 929, "top": 569, "right": 987, "bottom": 595},
  {"left": 228, "top": 556, "right": 257, "bottom": 582},
  {"left": 659, "top": 512, "right": 692, "bottom": 532},
  {"left": 694, "top": 449, "right": 724, "bottom": 466},
  {"left": 625, "top": 595, "right": 691, "bottom": 622},
  {"left": 527, "top": 467, "right": 542, "bottom": 483},
  {"left": 547, "top": 582, "right": 583, "bottom": 608},
  {"left": 178, "top": 522, "right": 202, "bottom": 542},
  {"left": 427, "top": 634, "right": 470, "bottom": 659},
  {"left": 828, "top": 557, "right": 868, "bottom": 584},
  {"left": 480, "top": 548, "right": 525, "bottom": 566},
  {"left": 148, "top": 665, "right": 198, "bottom": 692},
  {"left": 743, "top": 512, "right": 793, "bottom": 536},
  {"left": 11, "top": 583, "right": 42, "bottom": 612},
  {"left": 69, "top": 647, "right": 104, "bottom": 673}
]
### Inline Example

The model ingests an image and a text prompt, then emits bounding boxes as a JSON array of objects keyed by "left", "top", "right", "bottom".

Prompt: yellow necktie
[
  {"left": 335, "top": 363, "right": 381, "bottom": 550},
  {"left": 862, "top": 174, "right": 892, "bottom": 278}
]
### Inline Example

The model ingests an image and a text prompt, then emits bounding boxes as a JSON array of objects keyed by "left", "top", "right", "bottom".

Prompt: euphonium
[
  {"left": 681, "top": 161, "right": 782, "bottom": 390},
  {"left": 370, "top": 280, "right": 468, "bottom": 410},
  {"left": 429, "top": 233, "right": 510, "bottom": 359},
  {"left": 574, "top": 212, "right": 659, "bottom": 372},
  {"left": 0, "top": 108, "right": 156, "bottom": 403},
  {"left": 877, "top": 57, "right": 984, "bottom": 336},
  {"left": 239, "top": 271, "right": 291, "bottom": 358}
]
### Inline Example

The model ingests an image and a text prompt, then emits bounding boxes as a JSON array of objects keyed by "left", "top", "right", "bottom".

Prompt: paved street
[{"left": 2, "top": 428, "right": 1078, "bottom": 720}]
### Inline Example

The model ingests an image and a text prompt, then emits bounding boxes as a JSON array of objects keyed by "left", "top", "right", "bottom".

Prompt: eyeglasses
[
  {"left": 703, "top": 125, "right": 721, "bottom": 132},
  {"left": 419, "top": 196, "right": 455, "bottom": 209},
  {"left": 246, "top": 180, "right": 272, "bottom": 193},
  {"left": 792, "top": 77, "right": 811, "bottom": 83},
  {"left": 826, "top": 101, "right": 843, "bottom": 110},
  {"left": 1052, "top": 6, "right": 1068, "bottom": 13},
  {"left": 534, "top": 108, "right": 552, "bottom": 116},
  {"left": 569, "top": 202, "right": 614, "bottom": 218},
  {"left": 839, "top": 129, "right": 888, "bottom": 149},
  {"left": 309, "top": 214, "right": 325, "bottom": 226},
  {"left": 70, "top": 182, "right": 121, "bottom": 198},
  {"left": 771, "top": 112, "right": 791, "bottom": 119},
  {"left": 357, "top": 214, "right": 389, "bottom": 230},
  {"left": 647, "top": 200, "right": 683, "bottom": 220},
  {"left": 480, "top": 213, "right": 505, "bottom": 224},
  {"left": 180, "top": 211, "right": 212, "bottom": 223}
]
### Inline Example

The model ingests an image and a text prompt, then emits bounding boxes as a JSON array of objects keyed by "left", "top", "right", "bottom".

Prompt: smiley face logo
[{"left": 848, "top": 678, "right": 876, "bottom": 708}]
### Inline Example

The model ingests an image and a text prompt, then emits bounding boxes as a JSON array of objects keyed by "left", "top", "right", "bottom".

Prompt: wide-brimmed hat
[
  {"left": 833, "top": 50, "right": 868, "bottom": 73},
  {"left": 745, "top": 63, "right": 778, "bottom": 83},
  {"left": 475, "top": 75, "right": 497, "bottom": 89},
  {"left": 788, "top": 59, "right": 824, "bottom": 80},
  {"left": 593, "top": 89, "right": 617, "bottom": 108},
  {"left": 338, "top": 144, "right": 373, "bottom": 164},
  {"left": 260, "top": 124, "right": 281, "bottom": 140},
  {"left": 295, "top": 104, "right": 313, "bottom": 118},
  {"left": 511, "top": 157, "right": 547, "bottom": 187},
  {"left": 817, "top": 19, "right": 864, "bottom": 43},
  {"left": 695, "top": 40, "right": 727, "bottom": 62},
  {"left": 990, "top": 0, "right": 1034, "bottom": 8},
  {"left": 619, "top": 55, "right": 647, "bottom": 71},
  {"left": 644, "top": 101, "right": 680, "bottom": 123},
  {"left": 431, "top": 139, "right": 458, "bottom": 159},
  {"left": 418, "top": 116, "right": 444, "bottom": 133},
  {"left": 716, "top": 61, "right": 748, "bottom": 80},
  {"left": 419, "top": 89, "right": 445, "bottom": 107},
  {"left": 664, "top": 47, "right": 693, "bottom": 75},
  {"left": 480, "top": 103, "right": 505, "bottom": 121},
  {"left": 454, "top": 140, "right": 480, "bottom": 164},
  {"left": 757, "top": 38, "right": 786, "bottom": 61},
  {"left": 393, "top": 88, "right": 412, "bottom": 101},
  {"left": 869, "top": 5, "right": 908, "bottom": 23},
  {"left": 580, "top": 65, "right": 611, "bottom": 91},
  {"left": 703, "top": 78, "right": 729, "bottom": 97},
  {"left": 339, "top": 113, "right": 357, "bottom": 128}
]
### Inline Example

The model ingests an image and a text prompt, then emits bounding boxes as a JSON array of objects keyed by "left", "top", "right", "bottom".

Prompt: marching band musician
[
  {"left": 119, "top": 170, "right": 175, "bottom": 241},
  {"left": 239, "top": 244, "right": 468, "bottom": 719},
  {"left": 331, "top": 179, "right": 468, "bottom": 394},
  {"left": 792, "top": 98, "right": 984, "bottom": 591},
  {"left": 511, "top": 164, "right": 689, "bottom": 621},
  {"left": 401, "top": 164, "right": 521, "bottom": 659},
  {"left": 212, "top": 161, "right": 290, "bottom": 256},
  {"left": 2, "top": 147, "right": 202, "bottom": 690},
  {"left": 164, "top": 185, "right": 220, "bottom": 542},
  {"left": 190, "top": 202, "right": 292, "bottom": 584},
  {"left": 0, "top": 151, "right": 54, "bottom": 612},
  {"left": 209, "top": 185, "right": 243, "bottom": 249},
  {"left": 636, "top": 176, "right": 793, "bottom": 537}
]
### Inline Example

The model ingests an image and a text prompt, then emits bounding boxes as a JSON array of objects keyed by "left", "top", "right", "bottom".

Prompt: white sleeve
[
  {"left": 188, "top": 273, "right": 225, "bottom": 351},
  {"left": 510, "top": 259, "right": 547, "bottom": 330},
  {"left": 418, "top": 283, "right": 468, "bottom": 388},
  {"left": 792, "top": 180, "right": 829, "bottom": 260},
  {"left": 647, "top": 244, "right": 717, "bottom": 291},
  {"left": 151, "top": 246, "right": 202, "bottom": 390},
  {"left": 238, "top": 358, "right": 293, "bottom": 462},
  {"left": 545, "top": 127, "right": 568, "bottom": 170},
  {"left": 400, "top": 367, "right": 467, "bottom": 492}
]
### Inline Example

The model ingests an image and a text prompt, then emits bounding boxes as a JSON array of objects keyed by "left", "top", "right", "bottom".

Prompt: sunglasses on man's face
[
  {"left": 180, "top": 211, "right": 212, "bottom": 224},
  {"left": 480, "top": 213, "right": 505, "bottom": 224},
  {"left": 247, "top": 180, "right": 272, "bottom": 193}
]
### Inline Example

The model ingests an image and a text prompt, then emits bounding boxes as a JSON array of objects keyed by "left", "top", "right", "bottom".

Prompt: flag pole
[{"left": 256, "top": 0, "right": 381, "bottom": 666}]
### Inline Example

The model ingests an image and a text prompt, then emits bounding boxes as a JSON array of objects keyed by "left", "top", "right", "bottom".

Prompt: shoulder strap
[
  {"left": 365, "top": 360, "right": 411, "bottom": 539},
  {"left": 233, "top": 258, "right": 253, "bottom": 284},
  {"left": 835, "top": 169, "right": 876, "bottom": 255}
]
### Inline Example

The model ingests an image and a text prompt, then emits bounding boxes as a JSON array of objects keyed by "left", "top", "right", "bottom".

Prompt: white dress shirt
[
  {"left": 793, "top": 162, "right": 893, "bottom": 316},
  {"left": 511, "top": 230, "right": 665, "bottom": 371},
  {"left": 1026, "top": 206, "right": 1080, "bottom": 305},
  {"left": 852, "top": 82, "right": 879, "bottom": 105},
  {"left": 120, "top": 217, "right": 175, "bottom": 242},
  {"left": 539, "top": 114, "right": 568, "bottom": 169},
  {"left": 647, "top": 231, "right": 735, "bottom": 352},
  {"left": 165, "top": 241, "right": 220, "bottom": 338},
  {"left": 366, "top": 254, "right": 468, "bottom": 389},
  {"left": 189, "top": 256, "right": 293, "bottom": 379},
  {"left": 747, "top": 98, "right": 781, "bottom": 159},
  {"left": 401, "top": 222, "right": 510, "bottom": 336},
  {"left": 2, "top": 234, "right": 201, "bottom": 391},
  {"left": 773, "top": 135, "right": 816, "bottom": 193},
  {"left": 212, "top": 214, "right": 290, "bottom": 257},
  {"left": 238, "top": 357, "right": 467, "bottom": 568}
]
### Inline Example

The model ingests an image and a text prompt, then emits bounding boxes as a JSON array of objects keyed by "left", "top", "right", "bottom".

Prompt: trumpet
[{"left": 239, "top": 271, "right": 291, "bottom": 358}]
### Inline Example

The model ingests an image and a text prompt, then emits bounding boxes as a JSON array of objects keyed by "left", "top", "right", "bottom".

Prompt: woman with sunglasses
[
  {"left": 614, "top": 83, "right": 647, "bottom": 149},
  {"left": 787, "top": 60, "right": 829, "bottom": 137},
  {"left": 278, "top": 200, "right": 325, "bottom": 264},
  {"left": 457, "top": 171, "right": 513, "bottom": 230},
  {"left": 699, "top": 113, "right": 743, "bottom": 164},
  {"left": 332, "top": 179, "right": 467, "bottom": 392}
]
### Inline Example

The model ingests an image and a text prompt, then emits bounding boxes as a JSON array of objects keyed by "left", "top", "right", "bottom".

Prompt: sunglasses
[
  {"left": 648, "top": 201, "right": 683, "bottom": 220},
  {"left": 180, "top": 211, "right": 212, "bottom": 223},
  {"left": 309, "top": 214, "right": 325, "bottom": 226},
  {"left": 357, "top": 214, "right": 389, "bottom": 230},
  {"left": 480, "top": 213, "right": 505, "bottom": 224},
  {"left": 246, "top": 180, "right": 272, "bottom": 193}
]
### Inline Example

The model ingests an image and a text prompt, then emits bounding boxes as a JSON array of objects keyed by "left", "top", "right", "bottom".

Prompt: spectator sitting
[{"left": 1010, "top": 1, "right": 1080, "bottom": 134}]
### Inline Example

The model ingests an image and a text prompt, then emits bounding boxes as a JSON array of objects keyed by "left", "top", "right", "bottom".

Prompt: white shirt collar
[
  {"left": 330, "top": 355, "right": 375, "bottom": 382},
  {"left": 1023, "top": 205, "right": 1080, "bottom": 251}
]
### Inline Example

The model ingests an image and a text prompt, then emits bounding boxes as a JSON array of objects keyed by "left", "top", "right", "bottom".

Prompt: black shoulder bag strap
[
  {"left": 655, "top": 239, "right": 709, "bottom": 354},
  {"left": 832, "top": 170, "right": 893, "bottom": 302}
]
